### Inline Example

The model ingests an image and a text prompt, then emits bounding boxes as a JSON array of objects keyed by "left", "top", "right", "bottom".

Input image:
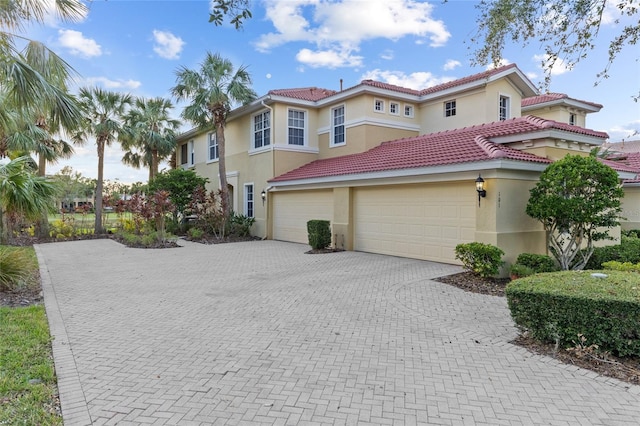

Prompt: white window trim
[
  {"left": 330, "top": 104, "right": 346, "bottom": 147},
  {"left": 244, "top": 182, "right": 254, "bottom": 218},
  {"left": 287, "top": 107, "right": 308, "bottom": 147},
  {"left": 207, "top": 133, "right": 218, "bottom": 163},
  {"left": 404, "top": 104, "right": 415, "bottom": 118},
  {"left": 252, "top": 110, "right": 271, "bottom": 150},
  {"left": 389, "top": 102, "right": 399, "bottom": 116},
  {"left": 498, "top": 94, "right": 511, "bottom": 121},
  {"left": 374, "top": 99, "right": 385, "bottom": 113},
  {"left": 188, "top": 140, "right": 195, "bottom": 167},
  {"left": 444, "top": 100, "right": 456, "bottom": 117}
]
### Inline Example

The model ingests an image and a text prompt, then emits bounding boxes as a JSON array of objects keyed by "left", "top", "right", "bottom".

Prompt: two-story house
[{"left": 176, "top": 64, "right": 637, "bottom": 267}]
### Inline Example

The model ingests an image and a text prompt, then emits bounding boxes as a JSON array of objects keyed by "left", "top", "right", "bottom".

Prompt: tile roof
[
  {"left": 522, "top": 92, "right": 603, "bottom": 109},
  {"left": 603, "top": 140, "right": 640, "bottom": 153},
  {"left": 268, "top": 87, "right": 337, "bottom": 102},
  {"left": 270, "top": 115, "right": 603, "bottom": 183},
  {"left": 602, "top": 151, "right": 640, "bottom": 182},
  {"left": 419, "top": 64, "right": 518, "bottom": 96}
]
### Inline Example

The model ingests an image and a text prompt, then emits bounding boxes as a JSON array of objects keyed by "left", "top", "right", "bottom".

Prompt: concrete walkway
[{"left": 36, "top": 239, "right": 640, "bottom": 426}]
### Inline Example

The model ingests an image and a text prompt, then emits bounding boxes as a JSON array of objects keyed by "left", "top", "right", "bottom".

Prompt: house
[
  {"left": 175, "top": 64, "right": 638, "bottom": 268},
  {"left": 600, "top": 140, "right": 640, "bottom": 231}
]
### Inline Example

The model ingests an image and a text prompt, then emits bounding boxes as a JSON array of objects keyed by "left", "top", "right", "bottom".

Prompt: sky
[{"left": 22, "top": 0, "right": 640, "bottom": 184}]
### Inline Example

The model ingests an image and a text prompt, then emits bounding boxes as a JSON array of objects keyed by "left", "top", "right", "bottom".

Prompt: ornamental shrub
[
  {"left": 454, "top": 242, "right": 505, "bottom": 278},
  {"left": 602, "top": 261, "right": 640, "bottom": 273},
  {"left": 584, "top": 236, "right": 640, "bottom": 269},
  {"left": 506, "top": 270, "right": 640, "bottom": 357},
  {"left": 515, "top": 253, "right": 559, "bottom": 273},
  {"left": 0, "top": 246, "right": 36, "bottom": 291},
  {"left": 307, "top": 220, "right": 331, "bottom": 250}
]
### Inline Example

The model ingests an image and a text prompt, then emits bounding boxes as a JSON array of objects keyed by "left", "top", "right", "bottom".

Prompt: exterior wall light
[
  {"left": 261, "top": 189, "right": 266, "bottom": 205},
  {"left": 475, "top": 174, "right": 487, "bottom": 206}
]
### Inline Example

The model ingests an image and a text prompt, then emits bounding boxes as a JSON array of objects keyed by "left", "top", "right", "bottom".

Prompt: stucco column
[{"left": 332, "top": 187, "right": 353, "bottom": 250}]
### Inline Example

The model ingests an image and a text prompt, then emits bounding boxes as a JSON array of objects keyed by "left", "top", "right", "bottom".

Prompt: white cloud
[
  {"left": 58, "top": 29, "right": 101, "bottom": 58},
  {"left": 296, "top": 48, "right": 363, "bottom": 68},
  {"left": 360, "top": 69, "right": 455, "bottom": 90},
  {"left": 443, "top": 59, "right": 461, "bottom": 71},
  {"left": 380, "top": 50, "right": 394, "bottom": 60},
  {"left": 152, "top": 30, "right": 184, "bottom": 60},
  {"left": 84, "top": 77, "right": 142, "bottom": 90},
  {"left": 255, "top": 0, "right": 450, "bottom": 69},
  {"left": 533, "top": 54, "right": 571, "bottom": 75},
  {"left": 607, "top": 120, "right": 640, "bottom": 141}
]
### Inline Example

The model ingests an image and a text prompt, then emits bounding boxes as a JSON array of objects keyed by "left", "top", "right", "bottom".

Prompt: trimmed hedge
[
  {"left": 307, "top": 220, "right": 331, "bottom": 250},
  {"left": 454, "top": 242, "right": 504, "bottom": 278},
  {"left": 515, "top": 253, "right": 559, "bottom": 273},
  {"left": 506, "top": 270, "right": 640, "bottom": 357},
  {"left": 584, "top": 236, "right": 640, "bottom": 269}
]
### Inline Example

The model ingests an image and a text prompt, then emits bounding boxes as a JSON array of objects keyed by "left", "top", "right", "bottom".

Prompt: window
[
  {"left": 374, "top": 99, "right": 384, "bottom": 112},
  {"left": 189, "top": 140, "right": 195, "bottom": 166},
  {"left": 331, "top": 105, "right": 345, "bottom": 146},
  {"left": 569, "top": 113, "right": 576, "bottom": 125},
  {"left": 244, "top": 184, "right": 254, "bottom": 218},
  {"left": 208, "top": 133, "right": 218, "bottom": 161},
  {"left": 499, "top": 95, "right": 510, "bottom": 121},
  {"left": 389, "top": 102, "right": 399, "bottom": 115},
  {"left": 253, "top": 111, "right": 270, "bottom": 149},
  {"left": 288, "top": 109, "right": 305, "bottom": 146},
  {"left": 180, "top": 144, "right": 188, "bottom": 165},
  {"left": 404, "top": 104, "right": 414, "bottom": 118},
  {"left": 444, "top": 100, "right": 456, "bottom": 117}
]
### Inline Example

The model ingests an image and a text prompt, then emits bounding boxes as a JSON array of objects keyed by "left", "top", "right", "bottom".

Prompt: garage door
[
  {"left": 354, "top": 183, "right": 475, "bottom": 263},
  {"left": 272, "top": 190, "right": 333, "bottom": 244}
]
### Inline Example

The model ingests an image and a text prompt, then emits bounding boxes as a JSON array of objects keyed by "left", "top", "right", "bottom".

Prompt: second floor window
[
  {"left": 389, "top": 102, "right": 399, "bottom": 115},
  {"left": 374, "top": 99, "right": 384, "bottom": 112},
  {"left": 499, "top": 95, "right": 510, "bottom": 121},
  {"left": 332, "top": 105, "right": 345, "bottom": 145},
  {"left": 404, "top": 105, "right": 414, "bottom": 118},
  {"left": 180, "top": 144, "right": 188, "bottom": 165},
  {"left": 208, "top": 133, "right": 218, "bottom": 161},
  {"left": 288, "top": 109, "right": 305, "bottom": 146},
  {"left": 253, "top": 111, "right": 270, "bottom": 149},
  {"left": 569, "top": 113, "right": 576, "bottom": 125},
  {"left": 444, "top": 100, "right": 456, "bottom": 117}
]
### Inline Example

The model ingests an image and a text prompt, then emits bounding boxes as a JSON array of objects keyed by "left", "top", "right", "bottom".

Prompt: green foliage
[
  {"left": 0, "top": 246, "right": 37, "bottom": 291},
  {"left": 506, "top": 270, "right": 640, "bottom": 357},
  {"left": 585, "top": 236, "right": 640, "bottom": 269},
  {"left": 0, "top": 306, "right": 62, "bottom": 425},
  {"left": 187, "top": 227, "right": 204, "bottom": 240},
  {"left": 526, "top": 155, "right": 623, "bottom": 270},
  {"left": 454, "top": 242, "right": 505, "bottom": 278},
  {"left": 509, "top": 263, "right": 535, "bottom": 279},
  {"left": 602, "top": 261, "right": 640, "bottom": 273},
  {"left": 515, "top": 253, "right": 559, "bottom": 273},
  {"left": 149, "top": 168, "right": 207, "bottom": 219},
  {"left": 209, "top": 0, "right": 252, "bottom": 29},
  {"left": 49, "top": 217, "right": 76, "bottom": 238},
  {"left": 226, "top": 211, "right": 255, "bottom": 237},
  {"left": 307, "top": 220, "right": 331, "bottom": 250}
]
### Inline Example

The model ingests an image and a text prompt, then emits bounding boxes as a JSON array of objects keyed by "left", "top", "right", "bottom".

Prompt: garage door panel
[
  {"left": 354, "top": 183, "right": 475, "bottom": 263},
  {"left": 273, "top": 190, "right": 333, "bottom": 244}
]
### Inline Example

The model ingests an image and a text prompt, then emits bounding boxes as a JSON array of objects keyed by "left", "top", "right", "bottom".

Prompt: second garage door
[{"left": 354, "top": 183, "right": 475, "bottom": 263}]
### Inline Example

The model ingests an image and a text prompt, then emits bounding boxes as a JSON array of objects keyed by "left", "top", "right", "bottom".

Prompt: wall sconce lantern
[
  {"left": 475, "top": 174, "right": 487, "bottom": 206},
  {"left": 261, "top": 189, "right": 266, "bottom": 205}
]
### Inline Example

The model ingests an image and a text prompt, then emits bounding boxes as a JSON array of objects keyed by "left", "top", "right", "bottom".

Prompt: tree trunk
[
  {"left": 150, "top": 149, "right": 158, "bottom": 181},
  {"left": 36, "top": 154, "right": 50, "bottom": 238},
  {"left": 217, "top": 123, "right": 230, "bottom": 220},
  {"left": 95, "top": 140, "right": 105, "bottom": 234}
]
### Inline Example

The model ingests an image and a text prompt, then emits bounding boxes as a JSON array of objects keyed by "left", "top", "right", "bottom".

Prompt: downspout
[{"left": 261, "top": 98, "right": 274, "bottom": 240}]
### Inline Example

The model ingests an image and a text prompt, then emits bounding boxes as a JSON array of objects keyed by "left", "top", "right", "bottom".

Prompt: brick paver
[{"left": 36, "top": 239, "right": 640, "bottom": 425}]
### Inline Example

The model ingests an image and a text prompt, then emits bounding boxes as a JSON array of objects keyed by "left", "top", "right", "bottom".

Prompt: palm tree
[
  {"left": 121, "top": 97, "right": 180, "bottom": 181},
  {"left": 171, "top": 51, "right": 256, "bottom": 218},
  {"left": 73, "top": 87, "right": 132, "bottom": 234},
  {"left": 0, "top": 156, "right": 58, "bottom": 244}
]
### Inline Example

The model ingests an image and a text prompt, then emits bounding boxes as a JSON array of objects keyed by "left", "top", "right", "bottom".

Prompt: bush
[
  {"left": 307, "top": 220, "right": 331, "bottom": 250},
  {"left": 454, "top": 242, "right": 505, "bottom": 278},
  {"left": 0, "top": 246, "right": 37, "bottom": 291},
  {"left": 187, "top": 227, "right": 204, "bottom": 240},
  {"left": 602, "top": 261, "right": 640, "bottom": 273},
  {"left": 506, "top": 270, "right": 640, "bottom": 357},
  {"left": 584, "top": 236, "right": 640, "bottom": 269},
  {"left": 509, "top": 263, "right": 535, "bottom": 279},
  {"left": 515, "top": 253, "right": 559, "bottom": 273},
  {"left": 227, "top": 212, "right": 255, "bottom": 237}
]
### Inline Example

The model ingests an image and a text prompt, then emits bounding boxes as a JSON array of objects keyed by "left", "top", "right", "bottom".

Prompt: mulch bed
[{"left": 434, "top": 270, "right": 640, "bottom": 386}]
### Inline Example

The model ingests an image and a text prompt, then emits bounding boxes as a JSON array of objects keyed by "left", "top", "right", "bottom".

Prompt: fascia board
[{"left": 522, "top": 98, "right": 602, "bottom": 113}]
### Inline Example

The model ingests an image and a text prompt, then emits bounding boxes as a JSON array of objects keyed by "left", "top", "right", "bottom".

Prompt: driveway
[{"left": 36, "top": 239, "right": 640, "bottom": 425}]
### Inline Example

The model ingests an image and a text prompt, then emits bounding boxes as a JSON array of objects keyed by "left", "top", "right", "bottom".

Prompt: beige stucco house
[{"left": 176, "top": 64, "right": 638, "bottom": 268}]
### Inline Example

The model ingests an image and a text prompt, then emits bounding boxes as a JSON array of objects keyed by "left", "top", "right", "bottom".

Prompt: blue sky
[{"left": 26, "top": 0, "right": 640, "bottom": 184}]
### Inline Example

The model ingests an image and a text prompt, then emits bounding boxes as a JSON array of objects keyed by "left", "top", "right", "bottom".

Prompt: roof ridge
[{"left": 475, "top": 135, "right": 507, "bottom": 158}]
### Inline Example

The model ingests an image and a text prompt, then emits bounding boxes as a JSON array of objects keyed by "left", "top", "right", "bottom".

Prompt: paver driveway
[{"left": 36, "top": 239, "right": 640, "bottom": 425}]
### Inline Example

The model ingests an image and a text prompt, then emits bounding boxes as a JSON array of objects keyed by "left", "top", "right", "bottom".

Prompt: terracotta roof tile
[
  {"left": 268, "top": 87, "right": 337, "bottom": 101},
  {"left": 602, "top": 151, "right": 640, "bottom": 182},
  {"left": 522, "top": 92, "right": 603, "bottom": 109},
  {"left": 270, "top": 115, "right": 609, "bottom": 183},
  {"left": 419, "top": 64, "right": 518, "bottom": 96}
]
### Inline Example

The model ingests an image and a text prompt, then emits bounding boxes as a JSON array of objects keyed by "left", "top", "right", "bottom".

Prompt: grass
[
  {"left": 0, "top": 306, "right": 61, "bottom": 425},
  {"left": 0, "top": 245, "right": 61, "bottom": 425}
]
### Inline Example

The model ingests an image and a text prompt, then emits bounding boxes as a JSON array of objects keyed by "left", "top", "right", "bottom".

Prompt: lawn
[
  {"left": 47, "top": 211, "right": 128, "bottom": 236},
  {"left": 0, "top": 246, "right": 61, "bottom": 424}
]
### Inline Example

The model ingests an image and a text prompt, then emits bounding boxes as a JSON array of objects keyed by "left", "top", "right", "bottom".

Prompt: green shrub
[
  {"left": 515, "top": 253, "right": 559, "bottom": 273},
  {"left": 227, "top": 212, "right": 255, "bottom": 237},
  {"left": 509, "top": 263, "right": 535, "bottom": 279},
  {"left": 307, "top": 220, "right": 331, "bottom": 250},
  {"left": 187, "top": 227, "right": 204, "bottom": 240},
  {"left": 0, "top": 246, "right": 37, "bottom": 291},
  {"left": 141, "top": 233, "right": 157, "bottom": 247},
  {"left": 121, "top": 232, "right": 141, "bottom": 246},
  {"left": 585, "top": 236, "right": 640, "bottom": 269},
  {"left": 506, "top": 270, "right": 640, "bottom": 357},
  {"left": 602, "top": 261, "right": 640, "bottom": 273},
  {"left": 454, "top": 242, "right": 505, "bottom": 278}
]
